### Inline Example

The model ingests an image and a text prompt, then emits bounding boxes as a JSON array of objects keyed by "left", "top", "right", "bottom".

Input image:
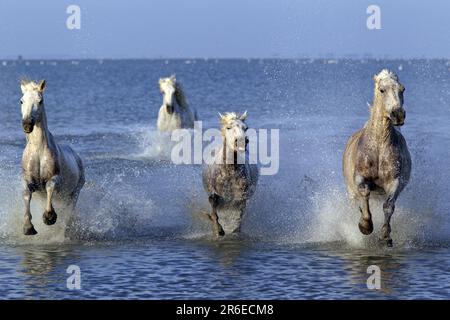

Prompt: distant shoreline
[{"left": 1, "top": 57, "right": 449, "bottom": 62}]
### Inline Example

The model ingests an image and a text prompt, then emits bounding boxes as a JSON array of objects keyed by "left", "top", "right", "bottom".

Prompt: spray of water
[{"left": 0, "top": 124, "right": 448, "bottom": 248}]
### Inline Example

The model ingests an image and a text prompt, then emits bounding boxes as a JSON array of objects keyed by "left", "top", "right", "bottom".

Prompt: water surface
[{"left": 0, "top": 59, "right": 449, "bottom": 299}]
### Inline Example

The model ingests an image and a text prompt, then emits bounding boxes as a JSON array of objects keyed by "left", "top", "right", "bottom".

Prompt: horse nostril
[
  {"left": 391, "top": 109, "right": 406, "bottom": 125},
  {"left": 22, "top": 120, "right": 34, "bottom": 132}
]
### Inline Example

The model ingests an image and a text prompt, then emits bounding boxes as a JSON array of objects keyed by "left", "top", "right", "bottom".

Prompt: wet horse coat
[
  {"left": 343, "top": 70, "right": 411, "bottom": 246},
  {"left": 202, "top": 112, "right": 258, "bottom": 237},
  {"left": 20, "top": 80, "right": 85, "bottom": 235},
  {"left": 157, "top": 75, "right": 198, "bottom": 132}
]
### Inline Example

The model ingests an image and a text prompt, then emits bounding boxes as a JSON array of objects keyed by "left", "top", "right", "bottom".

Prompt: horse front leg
[
  {"left": 43, "top": 176, "right": 60, "bottom": 225},
  {"left": 208, "top": 194, "right": 225, "bottom": 237},
  {"left": 23, "top": 184, "right": 37, "bottom": 235},
  {"left": 380, "top": 179, "right": 401, "bottom": 247},
  {"left": 231, "top": 200, "right": 246, "bottom": 234},
  {"left": 356, "top": 178, "right": 373, "bottom": 235}
]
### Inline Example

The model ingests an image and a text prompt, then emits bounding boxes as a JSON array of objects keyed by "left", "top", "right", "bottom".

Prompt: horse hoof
[
  {"left": 378, "top": 236, "right": 393, "bottom": 247},
  {"left": 43, "top": 209, "right": 57, "bottom": 225},
  {"left": 23, "top": 225, "right": 37, "bottom": 236},
  {"left": 358, "top": 220, "right": 373, "bottom": 235},
  {"left": 214, "top": 226, "right": 225, "bottom": 237}
]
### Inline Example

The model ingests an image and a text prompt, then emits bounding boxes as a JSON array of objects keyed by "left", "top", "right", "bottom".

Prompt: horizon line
[{"left": 2, "top": 56, "right": 450, "bottom": 61}]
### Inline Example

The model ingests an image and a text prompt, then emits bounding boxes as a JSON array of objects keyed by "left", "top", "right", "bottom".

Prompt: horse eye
[
  {"left": 379, "top": 89, "right": 385, "bottom": 93},
  {"left": 20, "top": 99, "right": 23, "bottom": 105},
  {"left": 226, "top": 126, "right": 232, "bottom": 130}
]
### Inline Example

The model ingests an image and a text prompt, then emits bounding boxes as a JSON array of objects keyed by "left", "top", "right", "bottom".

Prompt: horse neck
[
  {"left": 220, "top": 136, "right": 232, "bottom": 164},
  {"left": 27, "top": 106, "right": 52, "bottom": 147},
  {"left": 175, "top": 88, "right": 188, "bottom": 110},
  {"left": 162, "top": 93, "right": 179, "bottom": 114},
  {"left": 366, "top": 96, "right": 393, "bottom": 146}
]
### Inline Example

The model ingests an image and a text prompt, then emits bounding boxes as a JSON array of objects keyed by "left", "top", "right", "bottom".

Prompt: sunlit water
[{"left": 0, "top": 59, "right": 449, "bottom": 299}]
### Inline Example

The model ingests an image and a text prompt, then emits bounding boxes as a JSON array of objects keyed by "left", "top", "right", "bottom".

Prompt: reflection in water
[
  {"left": 325, "top": 246, "right": 405, "bottom": 296},
  {"left": 0, "top": 240, "right": 449, "bottom": 299},
  {"left": 196, "top": 235, "right": 250, "bottom": 268},
  {"left": 15, "top": 245, "right": 78, "bottom": 299},
  {"left": 320, "top": 243, "right": 450, "bottom": 299}
]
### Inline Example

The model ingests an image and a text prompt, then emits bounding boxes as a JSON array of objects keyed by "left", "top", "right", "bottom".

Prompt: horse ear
[
  {"left": 170, "top": 74, "right": 176, "bottom": 82},
  {"left": 218, "top": 112, "right": 224, "bottom": 120},
  {"left": 38, "top": 80, "right": 46, "bottom": 92},
  {"left": 240, "top": 110, "right": 248, "bottom": 121}
]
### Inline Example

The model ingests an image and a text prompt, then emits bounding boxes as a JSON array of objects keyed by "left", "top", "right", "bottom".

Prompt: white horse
[
  {"left": 20, "top": 80, "right": 85, "bottom": 235},
  {"left": 343, "top": 70, "right": 411, "bottom": 247},
  {"left": 157, "top": 75, "right": 198, "bottom": 132},
  {"left": 202, "top": 112, "right": 259, "bottom": 237}
]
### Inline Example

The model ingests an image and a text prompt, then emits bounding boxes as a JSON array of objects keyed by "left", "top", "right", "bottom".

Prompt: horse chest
[
  {"left": 215, "top": 168, "right": 249, "bottom": 200},
  {"left": 356, "top": 151, "right": 379, "bottom": 179},
  {"left": 157, "top": 108, "right": 182, "bottom": 131},
  {"left": 378, "top": 152, "right": 400, "bottom": 180},
  {"left": 357, "top": 139, "right": 399, "bottom": 179},
  {"left": 167, "top": 113, "right": 182, "bottom": 126},
  {"left": 23, "top": 147, "right": 58, "bottom": 185}
]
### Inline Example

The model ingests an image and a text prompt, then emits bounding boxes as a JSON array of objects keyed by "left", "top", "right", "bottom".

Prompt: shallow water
[
  {"left": 1, "top": 239, "right": 449, "bottom": 299},
  {"left": 0, "top": 59, "right": 449, "bottom": 299}
]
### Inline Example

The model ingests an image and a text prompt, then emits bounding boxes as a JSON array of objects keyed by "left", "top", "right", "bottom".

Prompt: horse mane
[
  {"left": 20, "top": 78, "right": 40, "bottom": 91},
  {"left": 374, "top": 69, "right": 398, "bottom": 83},
  {"left": 220, "top": 112, "right": 239, "bottom": 126},
  {"left": 174, "top": 82, "right": 189, "bottom": 109},
  {"left": 20, "top": 77, "right": 31, "bottom": 85}
]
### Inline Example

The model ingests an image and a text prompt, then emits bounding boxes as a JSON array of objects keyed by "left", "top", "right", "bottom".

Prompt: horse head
[
  {"left": 159, "top": 75, "right": 177, "bottom": 114},
  {"left": 20, "top": 79, "right": 46, "bottom": 134},
  {"left": 373, "top": 69, "right": 406, "bottom": 126},
  {"left": 219, "top": 111, "right": 249, "bottom": 154}
]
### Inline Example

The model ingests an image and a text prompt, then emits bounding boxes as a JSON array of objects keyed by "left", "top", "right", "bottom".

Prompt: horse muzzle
[
  {"left": 391, "top": 109, "right": 406, "bottom": 126},
  {"left": 165, "top": 104, "right": 174, "bottom": 114},
  {"left": 22, "top": 120, "right": 35, "bottom": 133},
  {"left": 235, "top": 137, "right": 249, "bottom": 152}
]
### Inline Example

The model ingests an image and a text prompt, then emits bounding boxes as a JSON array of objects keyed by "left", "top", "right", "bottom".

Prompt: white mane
[
  {"left": 219, "top": 111, "right": 247, "bottom": 127},
  {"left": 374, "top": 69, "right": 398, "bottom": 83},
  {"left": 21, "top": 80, "right": 42, "bottom": 92}
]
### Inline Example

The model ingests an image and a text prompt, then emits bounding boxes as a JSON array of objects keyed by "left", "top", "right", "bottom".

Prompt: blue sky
[{"left": 0, "top": 0, "right": 449, "bottom": 59}]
